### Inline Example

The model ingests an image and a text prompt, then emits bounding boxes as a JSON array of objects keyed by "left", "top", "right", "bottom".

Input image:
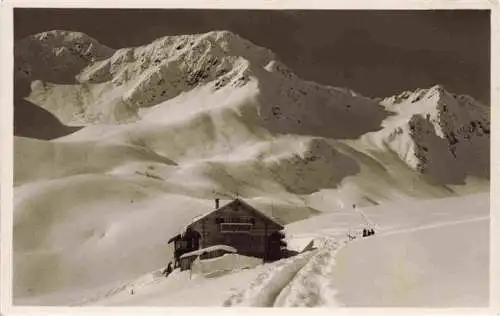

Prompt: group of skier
[{"left": 362, "top": 228, "right": 375, "bottom": 237}]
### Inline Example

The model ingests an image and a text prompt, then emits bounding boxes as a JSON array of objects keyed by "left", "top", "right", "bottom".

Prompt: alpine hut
[{"left": 168, "top": 198, "right": 285, "bottom": 268}]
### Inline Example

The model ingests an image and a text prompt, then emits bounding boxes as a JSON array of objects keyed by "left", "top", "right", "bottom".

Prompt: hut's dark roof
[
  {"left": 185, "top": 198, "right": 284, "bottom": 229},
  {"left": 167, "top": 234, "right": 181, "bottom": 244},
  {"left": 167, "top": 198, "right": 284, "bottom": 243}
]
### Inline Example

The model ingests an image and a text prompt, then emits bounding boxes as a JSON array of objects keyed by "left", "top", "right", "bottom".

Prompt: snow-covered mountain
[
  {"left": 21, "top": 30, "right": 388, "bottom": 138},
  {"left": 15, "top": 30, "right": 115, "bottom": 85},
  {"left": 13, "top": 30, "right": 490, "bottom": 306},
  {"left": 362, "top": 84, "right": 490, "bottom": 184}
]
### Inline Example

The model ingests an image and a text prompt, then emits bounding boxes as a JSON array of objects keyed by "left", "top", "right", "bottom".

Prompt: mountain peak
[
  {"left": 372, "top": 83, "right": 490, "bottom": 183},
  {"left": 15, "top": 30, "right": 115, "bottom": 86},
  {"left": 380, "top": 84, "right": 449, "bottom": 106},
  {"left": 429, "top": 83, "right": 446, "bottom": 92},
  {"left": 31, "top": 30, "right": 97, "bottom": 44},
  {"left": 19, "top": 30, "right": 114, "bottom": 60}
]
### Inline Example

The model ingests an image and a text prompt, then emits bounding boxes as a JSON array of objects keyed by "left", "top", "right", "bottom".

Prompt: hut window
[
  {"left": 220, "top": 223, "right": 252, "bottom": 233},
  {"left": 215, "top": 217, "right": 224, "bottom": 224},
  {"left": 228, "top": 217, "right": 241, "bottom": 223},
  {"left": 176, "top": 240, "right": 188, "bottom": 249}
]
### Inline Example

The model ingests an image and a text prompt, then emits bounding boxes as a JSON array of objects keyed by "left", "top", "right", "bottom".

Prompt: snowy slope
[
  {"left": 82, "top": 193, "right": 488, "bottom": 307},
  {"left": 12, "top": 30, "right": 490, "bottom": 306},
  {"left": 329, "top": 217, "right": 488, "bottom": 307}
]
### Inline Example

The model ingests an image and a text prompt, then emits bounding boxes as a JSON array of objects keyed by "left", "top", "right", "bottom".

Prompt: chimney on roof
[{"left": 215, "top": 198, "right": 220, "bottom": 209}]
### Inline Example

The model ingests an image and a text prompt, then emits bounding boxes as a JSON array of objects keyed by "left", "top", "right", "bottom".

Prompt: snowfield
[
  {"left": 12, "top": 29, "right": 490, "bottom": 307},
  {"left": 80, "top": 193, "right": 488, "bottom": 307},
  {"left": 330, "top": 217, "right": 488, "bottom": 307}
]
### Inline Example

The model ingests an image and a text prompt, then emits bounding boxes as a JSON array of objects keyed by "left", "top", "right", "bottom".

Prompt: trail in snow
[
  {"left": 272, "top": 236, "right": 349, "bottom": 307},
  {"left": 376, "top": 215, "right": 489, "bottom": 237},
  {"left": 223, "top": 234, "right": 353, "bottom": 307},
  {"left": 222, "top": 251, "right": 315, "bottom": 307},
  {"left": 74, "top": 269, "right": 164, "bottom": 306}
]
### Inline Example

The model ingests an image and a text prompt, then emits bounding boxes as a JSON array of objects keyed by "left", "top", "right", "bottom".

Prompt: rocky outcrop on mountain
[
  {"left": 369, "top": 85, "right": 490, "bottom": 184},
  {"left": 15, "top": 30, "right": 115, "bottom": 86}
]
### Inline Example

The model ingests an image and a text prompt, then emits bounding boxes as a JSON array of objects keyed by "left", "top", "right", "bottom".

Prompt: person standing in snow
[
  {"left": 166, "top": 262, "right": 173, "bottom": 276},
  {"left": 162, "top": 262, "right": 173, "bottom": 277},
  {"left": 165, "top": 262, "right": 172, "bottom": 276}
]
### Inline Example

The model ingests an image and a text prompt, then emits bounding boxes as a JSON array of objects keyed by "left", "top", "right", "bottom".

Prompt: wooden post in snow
[{"left": 353, "top": 204, "right": 375, "bottom": 231}]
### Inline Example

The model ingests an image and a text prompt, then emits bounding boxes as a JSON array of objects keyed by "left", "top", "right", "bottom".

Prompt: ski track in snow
[
  {"left": 222, "top": 251, "right": 315, "bottom": 307},
  {"left": 376, "top": 215, "right": 489, "bottom": 237},
  {"left": 75, "top": 271, "right": 163, "bottom": 306},
  {"left": 223, "top": 233, "right": 352, "bottom": 307},
  {"left": 272, "top": 237, "right": 348, "bottom": 307}
]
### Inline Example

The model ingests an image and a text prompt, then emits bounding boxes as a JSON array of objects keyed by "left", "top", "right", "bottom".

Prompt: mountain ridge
[{"left": 14, "top": 29, "right": 490, "bottom": 188}]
